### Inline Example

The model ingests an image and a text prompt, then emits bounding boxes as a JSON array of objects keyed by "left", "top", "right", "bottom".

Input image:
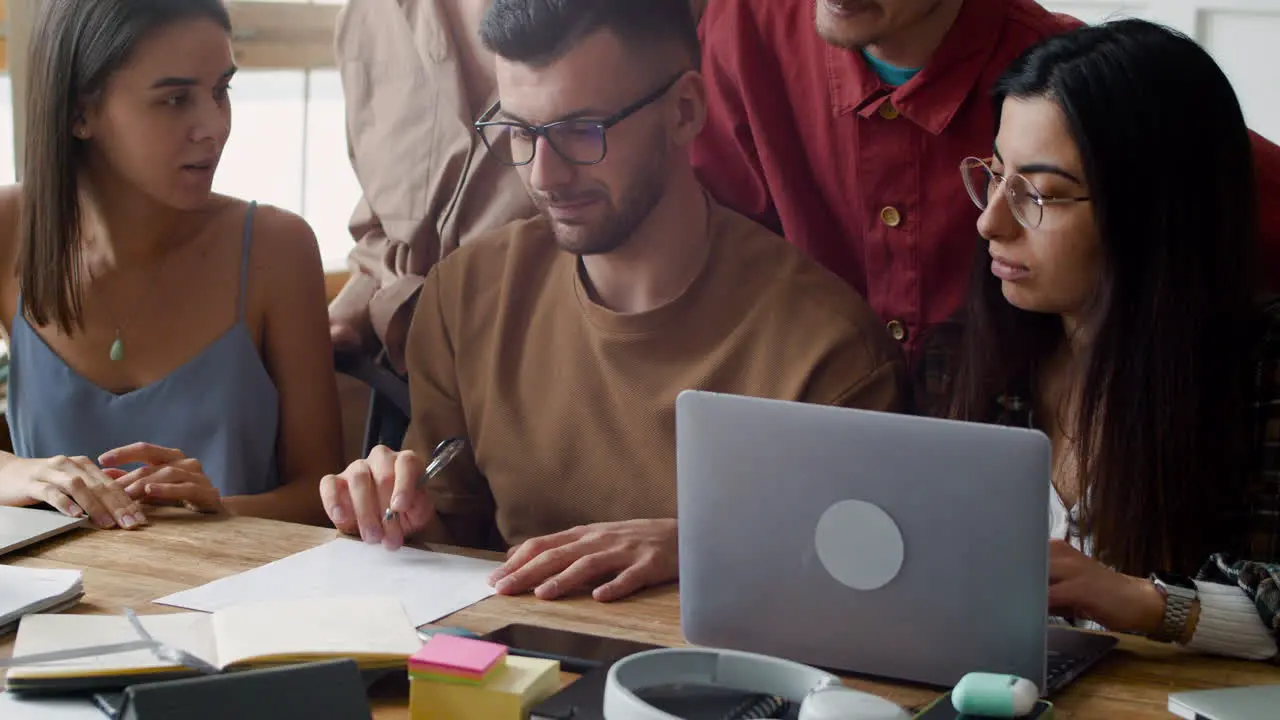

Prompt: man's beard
[
  {"left": 814, "top": 0, "right": 947, "bottom": 52},
  {"left": 535, "top": 134, "right": 668, "bottom": 256},
  {"left": 815, "top": 0, "right": 886, "bottom": 50}
]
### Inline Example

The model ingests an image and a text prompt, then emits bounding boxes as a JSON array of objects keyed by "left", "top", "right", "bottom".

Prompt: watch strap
[{"left": 1151, "top": 576, "right": 1198, "bottom": 643}]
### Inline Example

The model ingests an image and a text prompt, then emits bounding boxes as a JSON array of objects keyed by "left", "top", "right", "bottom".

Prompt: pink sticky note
[{"left": 410, "top": 634, "right": 508, "bottom": 677}]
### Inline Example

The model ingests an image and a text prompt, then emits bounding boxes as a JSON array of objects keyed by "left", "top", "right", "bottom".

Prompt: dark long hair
[
  {"left": 950, "top": 20, "right": 1257, "bottom": 576},
  {"left": 20, "top": 0, "right": 231, "bottom": 333}
]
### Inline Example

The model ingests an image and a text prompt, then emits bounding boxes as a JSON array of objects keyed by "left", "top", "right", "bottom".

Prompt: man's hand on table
[
  {"left": 321, "top": 449, "right": 679, "bottom": 602},
  {"left": 488, "top": 519, "right": 679, "bottom": 603}
]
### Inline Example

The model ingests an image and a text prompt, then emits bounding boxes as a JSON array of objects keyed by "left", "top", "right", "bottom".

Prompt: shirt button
[
  {"left": 879, "top": 102, "right": 900, "bottom": 120},
  {"left": 880, "top": 206, "right": 902, "bottom": 228},
  {"left": 886, "top": 320, "right": 907, "bottom": 342}
]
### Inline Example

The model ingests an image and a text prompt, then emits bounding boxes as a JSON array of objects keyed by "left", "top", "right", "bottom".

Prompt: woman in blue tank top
[{"left": 0, "top": 0, "right": 343, "bottom": 528}]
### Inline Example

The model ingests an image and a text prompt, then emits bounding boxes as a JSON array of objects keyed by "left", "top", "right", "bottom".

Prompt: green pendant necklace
[
  {"left": 101, "top": 286, "right": 139, "bottom": 364},
  {"left": 93, "top": 232, "right": 181, "bottom": 363}
]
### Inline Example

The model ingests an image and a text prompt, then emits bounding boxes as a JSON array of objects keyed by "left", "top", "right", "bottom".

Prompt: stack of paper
[
  {"left": 154, "top": 538, "right": 500, "bottom": 626},
  {"left": 410, "top": 634, "right": 509, "bottom": 684},
  {"left": 0, "top": 565, "right": 84, "bottom": 635},
  {"left": 410, "top": 654, "right": 561, "bottom": 720}
]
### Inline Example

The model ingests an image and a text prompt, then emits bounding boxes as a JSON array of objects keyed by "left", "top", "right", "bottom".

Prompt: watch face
[{"left": 1152, "top": 571, "right": 1196, "bottom": 590}]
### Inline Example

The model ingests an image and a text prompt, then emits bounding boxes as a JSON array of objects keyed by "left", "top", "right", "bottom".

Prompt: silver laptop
[
  {"left": 0, "top": 506, "right": 87, "bottom": 557},
  {"left": 676, "top": 390, "right": 1115, "bottom": 693},
  {"left": 1169, "top": 685, "right": 1280, "bottom": 720}
]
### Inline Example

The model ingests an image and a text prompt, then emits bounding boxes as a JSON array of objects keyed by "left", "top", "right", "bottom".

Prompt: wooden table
[{"left": 3, "top": 513, "right": 1279, "bottom": 718}]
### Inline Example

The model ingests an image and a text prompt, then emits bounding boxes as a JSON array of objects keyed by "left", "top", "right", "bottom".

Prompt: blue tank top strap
[{"left": 238, "top": 201, "right": 257, "bottom": 320}]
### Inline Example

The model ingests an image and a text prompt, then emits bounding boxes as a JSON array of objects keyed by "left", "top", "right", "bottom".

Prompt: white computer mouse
[{"left": 796, "top": 686, "right": 912, "bottom": 720}]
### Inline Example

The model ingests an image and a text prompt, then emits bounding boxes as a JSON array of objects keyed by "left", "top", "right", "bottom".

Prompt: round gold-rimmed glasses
[{"left": 960, "top": 156, "right": 1090, "bottom": 229}]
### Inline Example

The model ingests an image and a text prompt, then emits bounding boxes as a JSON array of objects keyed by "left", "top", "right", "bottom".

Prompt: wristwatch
[{"left": 1149, "top": 571, "right": 1198, "bottom": 644}]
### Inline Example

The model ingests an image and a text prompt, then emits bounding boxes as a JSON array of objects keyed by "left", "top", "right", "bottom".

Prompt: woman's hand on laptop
[
  {"left": 488, "top": 519, "right": 679, "bottom": 603},
  {"left": 320, "top": 445, "right": 432, "bottom": 549},
  {"left": 1048, "top": 540, "right": 1169, "bottom": 637},
  {"left": 0, "top": 455, "right": 144, "bottom": 529}
]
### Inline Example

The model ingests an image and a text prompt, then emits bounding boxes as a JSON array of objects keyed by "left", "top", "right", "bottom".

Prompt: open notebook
[{"left": 4, "top": 595, "right": 421, "bottom": 692}]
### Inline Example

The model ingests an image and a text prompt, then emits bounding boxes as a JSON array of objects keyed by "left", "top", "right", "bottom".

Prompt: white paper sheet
[
  {"left": 154, "top": 539, "right": 499, "bottom": 627},
  {"left": 0, "top": 692, "right": 104, "bottom": 719}
]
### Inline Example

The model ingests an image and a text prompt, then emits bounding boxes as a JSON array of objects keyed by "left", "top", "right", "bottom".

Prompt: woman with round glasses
[{"left": 935, "top": 19, "right": 1280, "bottom": 660}]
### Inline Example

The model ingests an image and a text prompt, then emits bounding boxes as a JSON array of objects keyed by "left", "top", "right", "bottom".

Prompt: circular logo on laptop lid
[{"left": 814, "top": 500, "right": 905, "bottom": 591}]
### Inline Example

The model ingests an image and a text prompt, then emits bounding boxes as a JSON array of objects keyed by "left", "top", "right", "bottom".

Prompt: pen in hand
[{"left": 384, "top": 437, "right": 467, "bottom": 523}]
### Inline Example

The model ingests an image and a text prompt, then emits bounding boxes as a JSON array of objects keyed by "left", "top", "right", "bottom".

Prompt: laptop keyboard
[
  {"left": 1043, "top": 626, "right": 1120, "bottom": 694},
  {"left": 1045, "top": 641, "right": 1111, "bottom": 694},
  {"left": 1046, "top": 649, "right": 1073, "bottom": 690}
]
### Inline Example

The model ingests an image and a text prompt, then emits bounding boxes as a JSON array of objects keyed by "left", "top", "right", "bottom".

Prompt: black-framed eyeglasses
[
  {"left": 960, "top": 156, "right": 1091, "bottom": 229},
  {"left": 474, "top": 72, "right": 687, "bottom": 167}
]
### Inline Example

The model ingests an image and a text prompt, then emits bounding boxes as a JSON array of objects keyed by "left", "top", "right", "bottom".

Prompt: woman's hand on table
[{"left": 101, "top": 443, "right": 225, "bottom": 514}]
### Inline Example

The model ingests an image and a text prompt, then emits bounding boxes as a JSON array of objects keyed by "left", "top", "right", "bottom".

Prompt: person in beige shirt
[
  {"left": 329, "top": 0, "right": 710, "bottom": 371},
  {"left": 328, "top": 0, "right": 531, "bottom": 370},
  {"left": 320, "top": 0, "right": 903, "bottom": 603}
]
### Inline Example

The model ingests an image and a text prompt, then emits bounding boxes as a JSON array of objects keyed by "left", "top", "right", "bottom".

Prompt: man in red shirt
[{"left": 693, "top": 0, "right": 1280, "bottom": 362}]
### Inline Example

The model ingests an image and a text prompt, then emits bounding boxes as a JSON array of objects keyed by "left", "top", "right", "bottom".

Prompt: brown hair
[{"left": 20, "top": 0, "right": 231, "bottom": 333}]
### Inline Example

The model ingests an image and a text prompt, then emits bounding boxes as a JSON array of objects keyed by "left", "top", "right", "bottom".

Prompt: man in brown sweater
[
  {"left": 320, "top": 0, "right": 905, "bottom": 603},
  {"left": 329, "top": 0, "right": 711, "bottom": 372}
]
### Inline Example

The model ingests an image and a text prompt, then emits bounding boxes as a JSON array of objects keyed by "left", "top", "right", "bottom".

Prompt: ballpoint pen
[{"left": 383, "top": 437, "right": 467, "bottom": 522}]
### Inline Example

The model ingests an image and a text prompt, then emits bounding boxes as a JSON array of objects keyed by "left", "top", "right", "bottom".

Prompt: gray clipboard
[{"left": 91, "top": 659, "right": 373, "bottom": 720}]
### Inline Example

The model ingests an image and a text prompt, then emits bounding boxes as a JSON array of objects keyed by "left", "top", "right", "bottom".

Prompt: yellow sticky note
[{"left": 409, "top": 655, "right": 560, "bottom": 720}]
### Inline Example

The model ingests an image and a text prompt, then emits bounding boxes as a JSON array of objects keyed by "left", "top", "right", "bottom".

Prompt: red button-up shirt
[{"left": 693, "top": 0, "right": 1280, "bottom": 361}]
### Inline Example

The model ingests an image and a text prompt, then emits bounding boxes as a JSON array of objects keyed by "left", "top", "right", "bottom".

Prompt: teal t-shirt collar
[{"left": 861, "top": 49, "right": 921, "bottom": 87}]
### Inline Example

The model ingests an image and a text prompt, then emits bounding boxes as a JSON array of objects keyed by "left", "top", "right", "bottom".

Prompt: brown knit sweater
[{"left": 404, "top": 201, "right": 905, "bottom": 548}]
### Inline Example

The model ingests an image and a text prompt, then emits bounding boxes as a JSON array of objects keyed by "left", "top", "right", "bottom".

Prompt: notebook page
[
  {"left": 156, "top": 538, "right": 499, "bottom": 626},
  {"left": 7, "top": 613, "right": 217, "bottom": 679},
  {"left": 210, "top": 595, "right": 421, "bottom": 668}
]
